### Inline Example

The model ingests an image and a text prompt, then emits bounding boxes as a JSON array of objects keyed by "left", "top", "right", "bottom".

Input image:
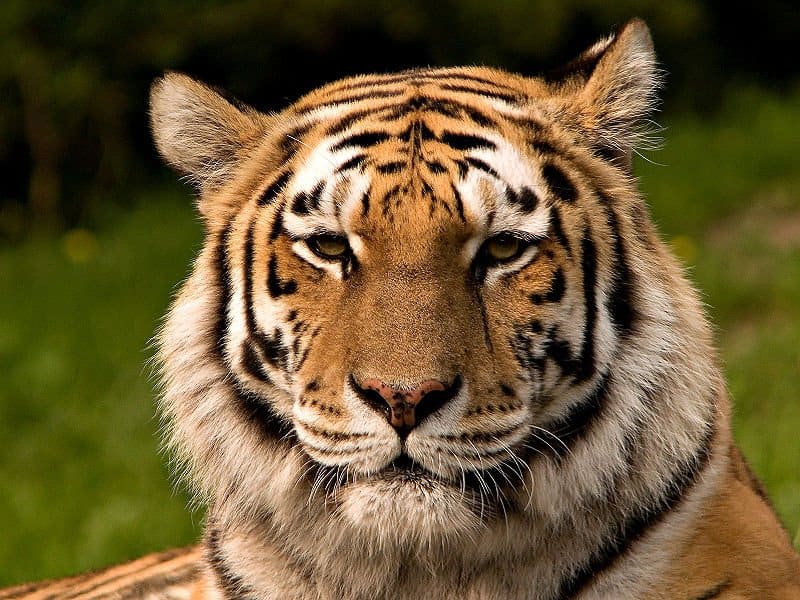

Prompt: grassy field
[{"left": 1, "top": 88, "right": 799, "bottom": 584}]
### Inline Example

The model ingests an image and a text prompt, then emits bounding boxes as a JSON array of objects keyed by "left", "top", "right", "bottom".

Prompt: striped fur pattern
[
  {"left": 0, "top": 547, "right": 201, "bottom": 600},
  {"left": 7, "top": 19, "right": 799, "bottom": 600}
]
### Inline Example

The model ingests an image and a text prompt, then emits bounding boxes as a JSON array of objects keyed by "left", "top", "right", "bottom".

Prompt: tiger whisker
[{"left": 529, "top": 424, "right": 571, "bottom": 456}]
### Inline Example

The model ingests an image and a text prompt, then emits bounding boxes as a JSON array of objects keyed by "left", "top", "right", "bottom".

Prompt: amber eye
[
  {"left": 484, "top": 233, "right": 524, "bottom": 263},
  {"left": 307, "top": 234, "right": 350, "bottom": 260}
]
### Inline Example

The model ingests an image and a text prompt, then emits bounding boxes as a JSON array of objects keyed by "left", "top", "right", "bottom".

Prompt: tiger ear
[
  {"left": 149, "top": 72, "right": 270, "bottom": 191},
  {"left": 548, "top": 18, "right": 661, "bottom": 167}
]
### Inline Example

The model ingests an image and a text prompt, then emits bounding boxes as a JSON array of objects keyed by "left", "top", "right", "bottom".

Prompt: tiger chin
[{"left": 5, "top": 17, "right": 800, "bottom": 600}]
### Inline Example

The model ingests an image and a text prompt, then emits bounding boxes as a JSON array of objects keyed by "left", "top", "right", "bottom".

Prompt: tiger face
[
  {"left": 231, "top": 96, "right": 615, "bottom": 524},
  {"left": 152, "top": 20, "right": 685, "bottom": 551}
]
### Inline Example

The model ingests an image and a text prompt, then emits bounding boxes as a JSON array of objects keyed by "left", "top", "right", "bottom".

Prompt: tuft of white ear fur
[
  {"left": 550, "top": 19, "right": 662, "bottom": 163},
  {"left": 149, "top": 73, "right": 269, "bottom": 190}
]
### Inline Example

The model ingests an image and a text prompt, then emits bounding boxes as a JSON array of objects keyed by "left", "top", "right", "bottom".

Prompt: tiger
[{"left": 3, "top": 17, "right": 799, "bottom": 600}]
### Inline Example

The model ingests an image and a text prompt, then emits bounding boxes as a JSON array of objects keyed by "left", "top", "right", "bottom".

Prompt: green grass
[
  {"left": 0, "top": 192, "right": 203, "bottom": 584},
  {"left": 1, "top": 87, "right": 799, "bottom": 585}
]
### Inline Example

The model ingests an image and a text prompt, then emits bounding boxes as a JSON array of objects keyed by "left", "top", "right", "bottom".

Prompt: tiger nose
[{"left": 353, "top": 376, "right": 462, "bottom": 437}]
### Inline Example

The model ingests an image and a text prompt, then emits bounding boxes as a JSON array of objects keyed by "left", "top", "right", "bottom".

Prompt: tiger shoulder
[{"left": 6, "top": 18, "right": 799, "bottom": 600}]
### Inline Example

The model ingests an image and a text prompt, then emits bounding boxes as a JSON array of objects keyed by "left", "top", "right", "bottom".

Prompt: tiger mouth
[{"left": 381, "top": 453, "right": 434, "bottom": 480}]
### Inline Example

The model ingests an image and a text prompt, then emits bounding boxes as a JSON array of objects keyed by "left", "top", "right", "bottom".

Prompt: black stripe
[
  {"left": 291, "top": 318, "right": 307, "bottom": 335},
  {"left": 499, "top": 384, "right": 515, "bottom": 397},
  {"left": 456, "top": 103, "right": 496, "bottom": 128},
  {"left": 297, "top": 88, "right": 404, "bottom": 114},
  {"left": 207, "top": 528, "right": 253, "bottom": 599},
  {"left": 324, "top": 103, "right": 397, "bottom": 136},
  {"left": 381, "top": 183, "right": 403, "bottom": 216},
  {"left": 258, "top": 170, "right": 291, "bottom": 206},
  {"left": 397, "top": 123, "right": 413, "bottom": 145},
  {"left": 438, "top": 82, "right": 523, "bottom": 104},
  {"left": 323, "top": 73, "right": 412, "bottom": 93},
  {"left": 594, "top": 144, "right": 626, "bottom": 165},
  {"left": 530, "top": 267, "right": 565, "bottom": 304},
  {"left": 529, "top": 138, "right": 559, "bottom": 155},
  {"left": 215, "top": 225, "right": 234, "bottom": 357},
  {"left": 330, "top": 130, "right": 391, "bottom": 152},
  {"left": 279, "top": 124, "right": 310, "bottom": 160},
  {"left": 419, "top": 178, "right": 434, "bottom": 199},
  {"left": 269, "top": 204, "right": 285, "bottom": 241},
  {"left": 244, "top": 225, "right": 291, "bottom": 372},
  {"left": 575, "top": 227, "right": 597, "bottom": 382},
  {"left": 557, "top": 420, "right": 716, "bottom": 599},
  {"left": 505, "top": 186, "right": 539, "bottom": 213},
  {"left": 237, "top": 382, "right": 295, "bottom": 439},
  {"left": 693, "top": 580, "right": 732, "bottom": 600},
  {"left": 544, "top": 328, "right": 579, "bottom": 377},
  {"left": 421, "top": 71, "right": 522, "bottom": 94},
  {"left": 261, "top": 330, "right": 291, "bottom": 370},
  {"left": 360, "top": 190, "right": 371, "bottom": 217},
  {"left": 511, "top": 324, "right": 546, "bottom": 376},
  {"left": 542, "top": 162, "right": 578, "bottom": 203},
  {"left": 476, "top": 289, "right": 494, "bottom": 352},
  {"left": 325, "top": 70, "right": 521, "bottom": 96},
  {"left": 378, "top": 97, "right": 499, "bottom": 128},
  {"left": 548, "top": 206, "right": 572, "bottom": 256},
  {"left": 450, "top": 183, "right": 466, "bottom": 222},
  {"left": 439, "top": 131, "right": 497, "bottom": 152},
  {"left": 465, "top": 157, "right": 500, "bottom": 179},
  {"left": 504, "top": 114, "right": 547, "bottom": 133},
  {"left": 338, "top": 153, "right": 368, "bottom": 172},
  {"left": 376, "top": 161, "right": 405, "bottom": 175},
  {"left": 426, "top": 160, "right": 447, "bottom": 174},
  {"left": 418, "top": 120, "right": 438, "bottom": 143},
  {"left": 241, "top": 339, "right": 272, "bottom": 383},
  {"left": 295, "top": 326, "right": 319, "bottom": 370},
  {"left": 267, "top": 254, "right": 298, "bottom": 297},
  {"left": 527, "top": 373, "right": 611, "bottom": 459},
  {"left": 238, "top": 232, "right": 292, "bottom": 439},
  {"left": 599, "top": 194, "right": 636, "bottom": 334},
  {"left": 291, "top": 181, "right": 324, "bottom": 214},
  {"left": 422, "top": 98, "right": 498, "bottom": 127},
  {"left": 216, "top": 214, "right": 292, "bottom": 443},
  {"left": 734, "top": 447, "right": 771, "bottom": 503},
  {"left": 544, "top": 44, "right": 605, "bottom": 84}
]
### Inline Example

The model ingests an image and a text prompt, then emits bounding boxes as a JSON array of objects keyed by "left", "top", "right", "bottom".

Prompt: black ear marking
[{"left": 544, "top": 19, "right": 661, "bottom": 162}]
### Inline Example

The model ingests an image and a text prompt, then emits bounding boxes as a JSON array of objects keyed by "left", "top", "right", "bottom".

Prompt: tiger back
[{"left": 6, "top": 18, "right": 799, "bottom": 600}]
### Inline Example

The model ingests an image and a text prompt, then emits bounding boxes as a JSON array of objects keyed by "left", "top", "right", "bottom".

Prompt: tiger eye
[
  {"left": 308, "top": 235, "right": 349, "bottom": 259},
  {"left": 486, "top": 235, "right": 521, "bottom": 261}
]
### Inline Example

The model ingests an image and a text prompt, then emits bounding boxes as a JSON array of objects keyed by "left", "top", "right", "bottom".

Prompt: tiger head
[{"left": 152, "top": 19, "right": 717, "bottom": 555}]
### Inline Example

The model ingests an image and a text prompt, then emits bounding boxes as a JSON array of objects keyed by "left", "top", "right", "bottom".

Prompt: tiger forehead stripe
[
  {"left": 299, "top": 68, "right": 527, "bottom": 108},
  {"left": 293, "top": 72, "right": 529, "bottom": 126},
  {"left": 322, "top": 68, "right": 525, "bottom": 95}
]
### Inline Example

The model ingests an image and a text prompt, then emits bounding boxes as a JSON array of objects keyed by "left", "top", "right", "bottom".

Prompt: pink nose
[{"left": 354, "top": 377, "right": 460, "bottom": 435}]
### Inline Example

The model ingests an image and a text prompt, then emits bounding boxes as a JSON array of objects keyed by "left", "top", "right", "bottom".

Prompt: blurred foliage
[{"left": 1, "top": 1, "right": 799, "bottom": 236}]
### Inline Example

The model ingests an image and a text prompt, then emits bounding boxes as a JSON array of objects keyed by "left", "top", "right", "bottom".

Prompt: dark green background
[{"left": 1, "top": 1, "right": 798, "bottom": 584}]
